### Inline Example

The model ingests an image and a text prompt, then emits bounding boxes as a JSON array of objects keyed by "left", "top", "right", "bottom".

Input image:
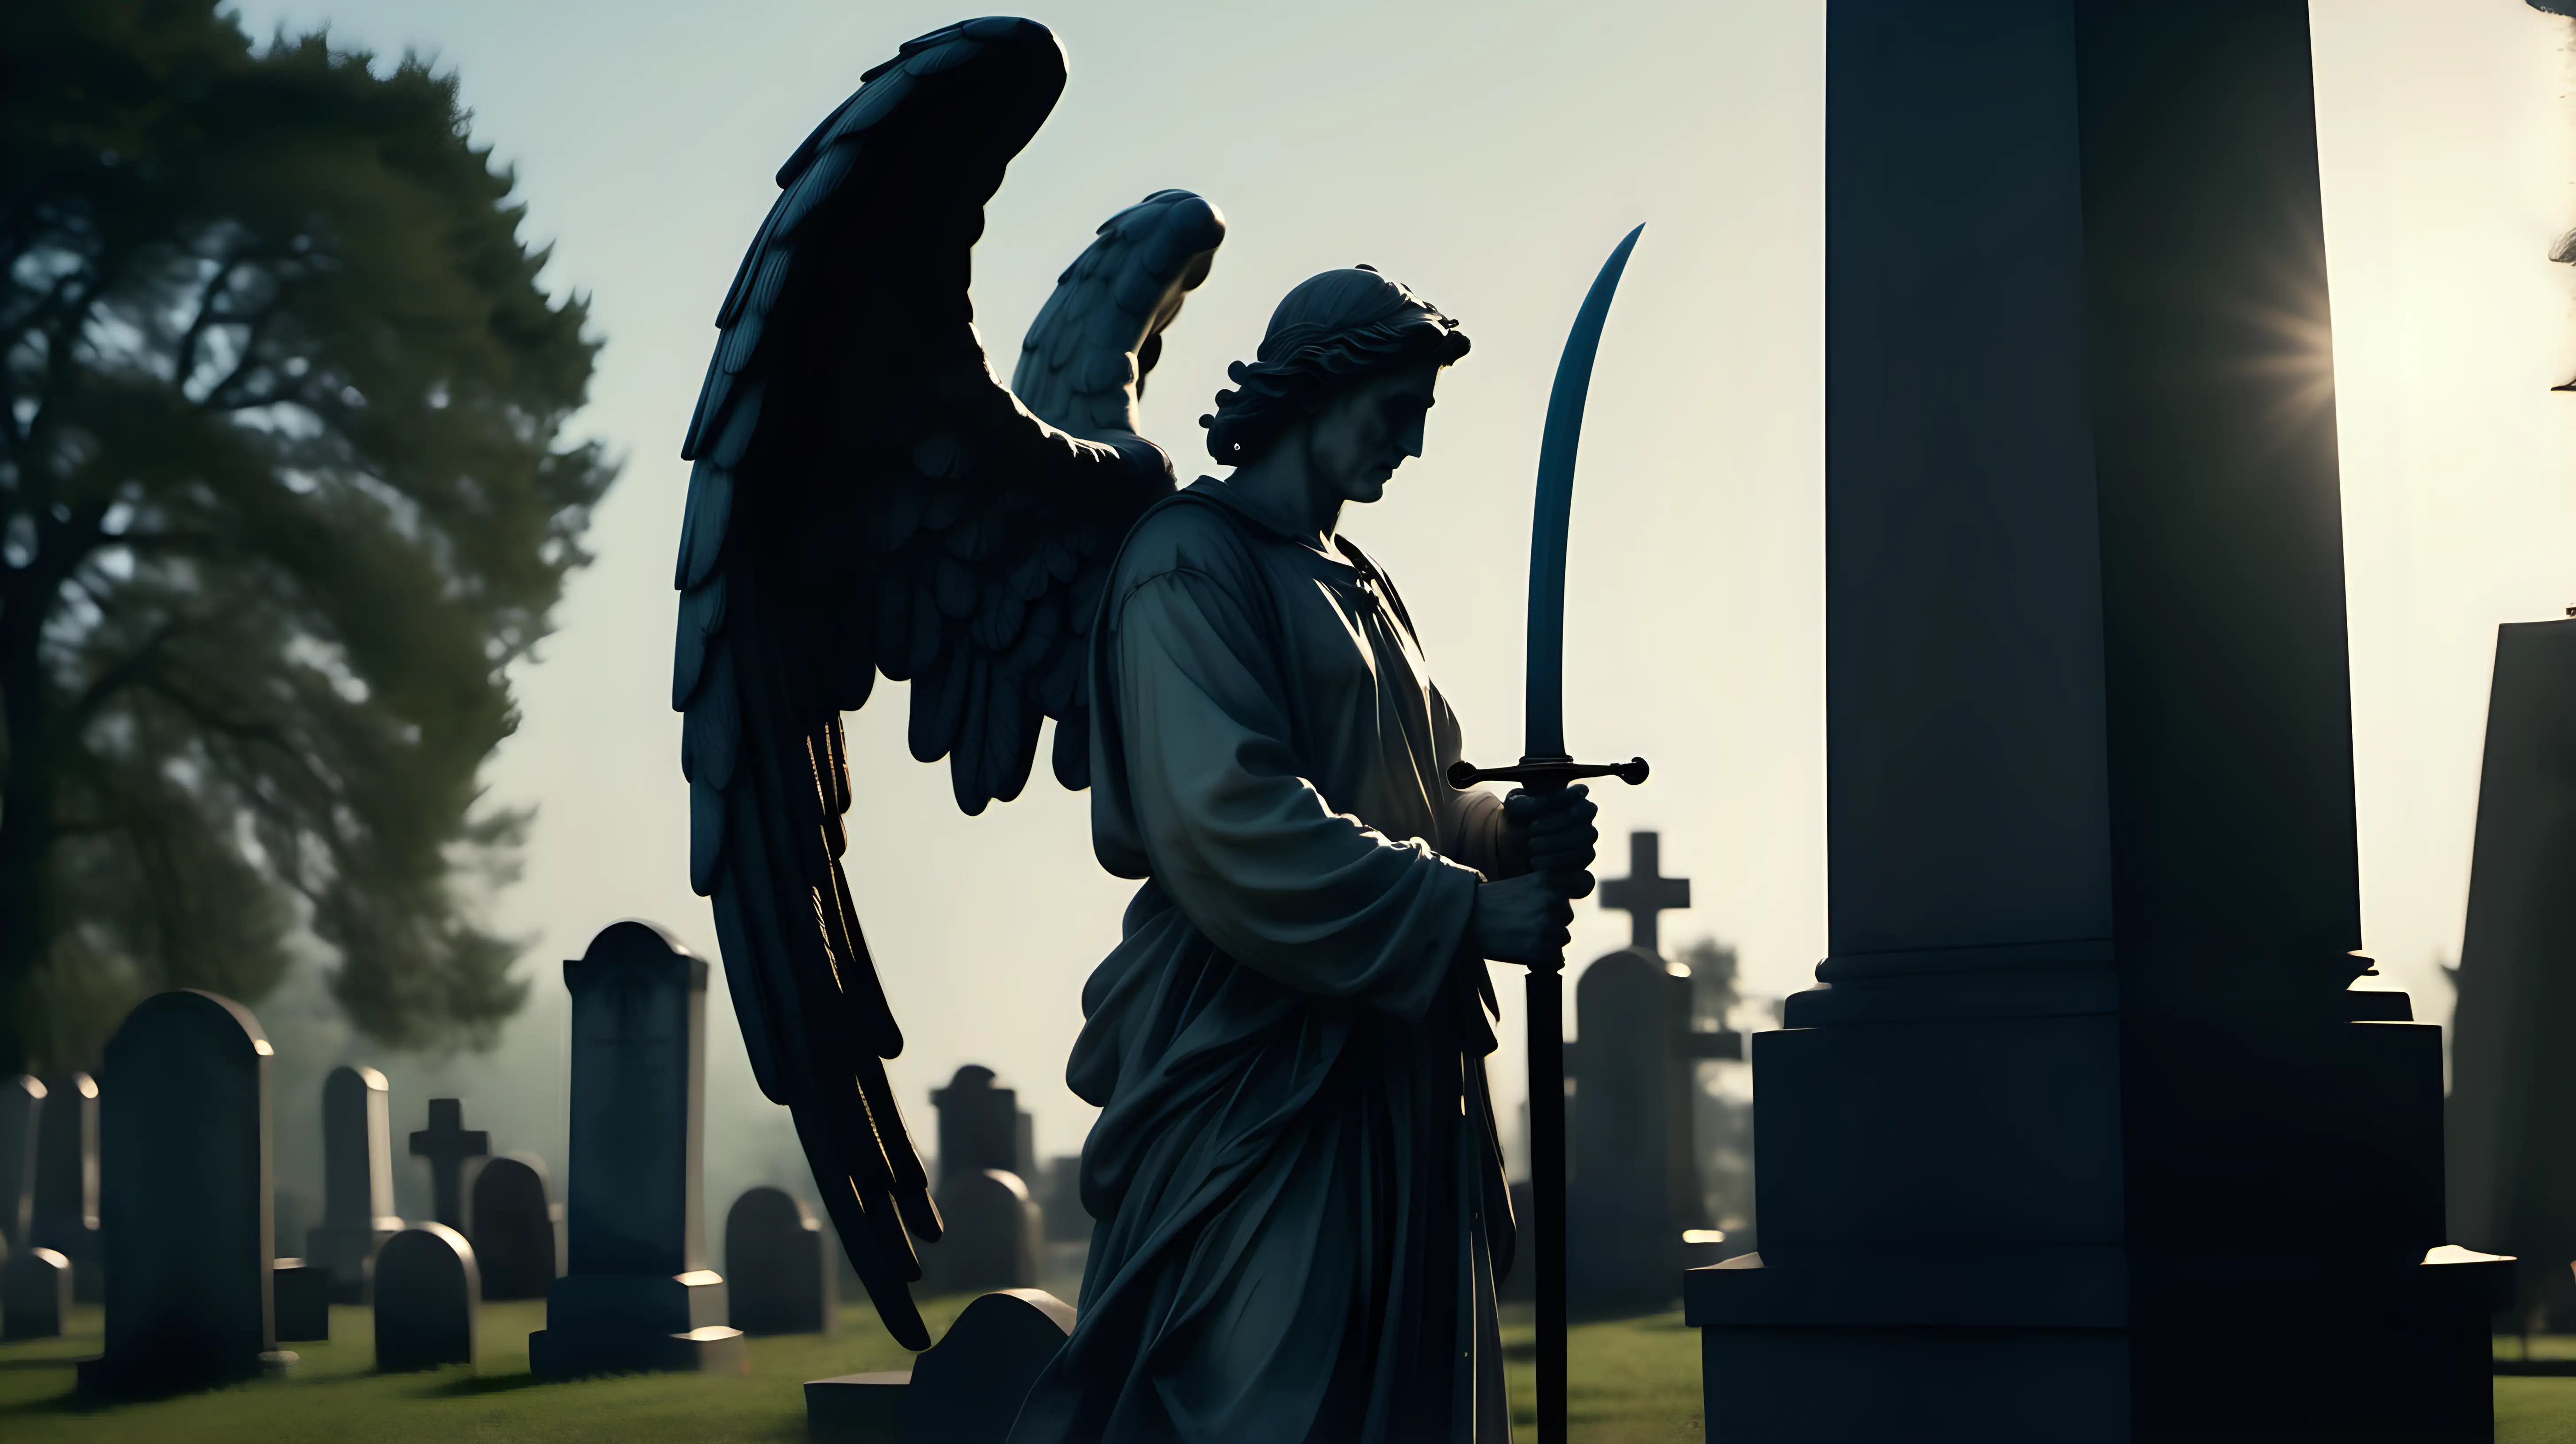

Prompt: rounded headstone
[
  {"left": 923, "top": 1168, "right": 1039, "bottom": 1295},
  {"left": 78, "top": 992, "right": 282, "bottom": 1394},
  {"left": 374, "top": 1223, "right": 478, "bottom": 1372},
  {"left": 1, "top": 1246, "right": 70, "bottom": 1340},
  {"left": 468, "top": 1154, "right": 558, "bottom": 1300},
  {"left": 0, "top": 1075, "right": 41, "bottom": 1253},
  {"left": 897, "top": 1289, "right": 1074, "bottom": 1444},
  {"left": 725, "top": 1185, "right": 834, "bottom": 1335}
]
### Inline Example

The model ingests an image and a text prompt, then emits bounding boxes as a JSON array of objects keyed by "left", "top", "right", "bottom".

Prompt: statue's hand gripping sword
[{"left": 1450, "top": 224, "right": 1648, "bottom": 1444}]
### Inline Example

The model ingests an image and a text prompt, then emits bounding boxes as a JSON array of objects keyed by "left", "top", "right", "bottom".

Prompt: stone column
[
  {"left": 1684, "top": 4, "right": 2503, "bottom": 1440},
  {"left": 529, "top": 920, "right": 744, "bottom": 1377}
]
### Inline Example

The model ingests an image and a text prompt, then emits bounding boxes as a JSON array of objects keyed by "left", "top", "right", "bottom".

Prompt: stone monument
[
  {"left": 528, "top": 920, "right": 744, "bottom": 1377},
  {"left": 308, "top": 1064, "right": 402, "bottom": 1302},
  {"left": 2446, "top": 617, "right": 2576, "bottom": 1331},
  {"left": 468, "top": 1153, "right": 561, "bottom": 1300},
  {"left": 1568, "top": 833, "right": 1739, "bottom": 1310},
  {"left": 726, "top": 1185, "right": 836, "bottom": 1334},
  {"left": 78, "top": 991, "right": 288, "bottom": 1393},
  {"left": 923, "top": 1067, "right": 1040, "bottom": 1294},
  {"left": 408, "top": 1098, "right": 487, "bottom": 1231},
  {"left": 0, "top": 1075, "right": 39, "bottom": 1255},
  {"left": 376, "top": 1222, "right": 479, "bottom": 1371},
  {"left": 1684, "top": 6, "right": 2507, "bottom": 1440},
  {"left": 2, "top": 1246, "right": 70, "bottom": 1340},
  {"left": 805, "top": 1287, "right": 1075, "bottom": 1444},
  {"left": 30, "top": 1071, "right": 98, "bottom": 1300}
]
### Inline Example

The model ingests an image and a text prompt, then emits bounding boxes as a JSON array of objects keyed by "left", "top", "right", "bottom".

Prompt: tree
[{"left": 0, "top": 0, "right": 615, "bottom": 1071}]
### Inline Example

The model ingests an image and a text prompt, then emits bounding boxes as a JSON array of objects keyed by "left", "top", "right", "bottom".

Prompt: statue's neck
[{"left": 1220, "top": 437, "right": 1343, "bottom": 551}]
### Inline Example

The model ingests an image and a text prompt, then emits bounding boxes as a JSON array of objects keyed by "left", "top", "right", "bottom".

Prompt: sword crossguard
[{"left": 1446, "top": 755, "right": 1649, "bottom": 791}]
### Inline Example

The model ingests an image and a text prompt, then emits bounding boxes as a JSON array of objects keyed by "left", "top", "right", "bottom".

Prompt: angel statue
[{"left": 675, "top": 17, "right": 1597, "bottom": 1442}]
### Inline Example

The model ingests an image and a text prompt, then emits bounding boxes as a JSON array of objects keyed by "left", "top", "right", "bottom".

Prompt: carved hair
[{"left": 1201, "top": 266, "right": 1470, "bottom": 465}]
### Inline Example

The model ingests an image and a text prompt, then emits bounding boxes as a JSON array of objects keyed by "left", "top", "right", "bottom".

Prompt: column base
[{"left": 528, "top": 1270, "right": 744, "bottom": 1378}]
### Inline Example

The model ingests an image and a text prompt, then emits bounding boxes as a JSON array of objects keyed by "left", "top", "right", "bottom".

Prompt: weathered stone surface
[
  {"left": 468, "top": 1153, "right": 560, "bottom": 1300},
  {"left": 374, "top": 1223, "right": 478, "bottom": 1371},
  {"left": 725, "top": 1185, "right": 834, "bottom": 1335},
  {"left": 78, "top": 992, "right": 284, "bottom": 1395}
]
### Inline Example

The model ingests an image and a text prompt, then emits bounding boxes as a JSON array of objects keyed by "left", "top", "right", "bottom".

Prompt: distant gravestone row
[{"left": 1, "top": 919, "right": 1115, "bottom": 1410}]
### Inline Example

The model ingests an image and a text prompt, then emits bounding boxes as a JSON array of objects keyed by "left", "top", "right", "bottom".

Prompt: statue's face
[{"left": 1309, "top": 364, "right": 1440, "bottom": 506}]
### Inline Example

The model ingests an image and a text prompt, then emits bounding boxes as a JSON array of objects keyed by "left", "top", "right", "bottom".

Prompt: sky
[{"left": 217, "top": 0, "right": 2576, "bottom": 1226}]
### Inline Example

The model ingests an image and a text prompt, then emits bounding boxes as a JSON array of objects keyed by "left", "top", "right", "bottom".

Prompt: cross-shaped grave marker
[
  {"left": 1600, "top": 831, "right": 1692, "bottom": 955},
  {"left": 408, "top": 1099, "right": 487, "bottom": 1230}
]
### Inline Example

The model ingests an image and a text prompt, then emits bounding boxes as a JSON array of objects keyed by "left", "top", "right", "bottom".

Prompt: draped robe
[{"left": 1007, "top": 481, "right": 1517, "bottom": 1444}]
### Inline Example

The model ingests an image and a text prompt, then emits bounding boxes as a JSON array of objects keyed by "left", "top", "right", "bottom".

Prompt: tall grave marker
[
  {"left": 1568, "top": 833, "right": 1738, "bottom": 1310},
  {"left": 30, "top": 1071, "right": 97, "bottom": 1300},
  {"left": 2446, "top": 618, "right": 2576, "bottom": 1330},
  {"left": 0, "top": 1075, "right": 38, "bottom": 1253},
  {"left": 309, "top": 1065, "right": 402, "bottom": 1302},
  {"left": 78, "top": 991, "right": 287, "bottom": 1393},
  {"left": 1685, "top": 5, "right": 2505, "bottom": 1439},
  {"left": 924, "top": 1066, "right": 1040, "bottom": 1294},
  {"left": 529, "top": 921, "right": 744, "bottom": 1377}
]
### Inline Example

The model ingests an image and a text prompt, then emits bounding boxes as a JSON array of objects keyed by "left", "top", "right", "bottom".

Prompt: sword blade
[{"left": 1526, "top": 223, "right": 1645, "bottom": 760}]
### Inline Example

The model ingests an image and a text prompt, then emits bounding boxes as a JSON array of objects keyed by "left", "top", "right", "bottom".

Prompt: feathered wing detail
[{"left": 670, "top": 15, "right": 1224, "bottom": 1348}]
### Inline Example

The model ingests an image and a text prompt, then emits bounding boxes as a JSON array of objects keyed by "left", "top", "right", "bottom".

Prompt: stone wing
[{"left": 670, "top": 15, "right": 1221, "bottom": 1348}]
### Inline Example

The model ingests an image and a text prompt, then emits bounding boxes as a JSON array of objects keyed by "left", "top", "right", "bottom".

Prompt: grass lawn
[{"left": 1, "top": 1299, "right": 2566, "bottom": 1441}]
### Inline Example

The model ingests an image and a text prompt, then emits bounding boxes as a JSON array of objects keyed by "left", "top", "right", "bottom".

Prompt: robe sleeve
[
  {"left": 1111, "top": 565, "right": 1482, "bottom": 1020},
  {"left": 1430, "top": 680, "right": 1511, "bottom": 878}
]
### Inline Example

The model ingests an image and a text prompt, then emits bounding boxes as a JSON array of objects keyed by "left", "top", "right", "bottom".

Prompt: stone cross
[
  {"left": 0, "top": 1075, "right": 38, "bottom": 1252},
  {"left": 408, "top": 1098, "right": 487, "bottom": 1231},
  {"left": 30, "top": 1071, "right": 98, "bottom": 1300},
  {"left": 310, "top": 1065, "right": 402, "bottom": 1302},
  {"left": 528, "top": 921, "right": 743, "bottom": 1378},
  {"left": 78, "top": 991, "right": 286, "bottom": 1394},
  {"left": 1599, "top": 832, "right": 1690, "bottom": 954}
]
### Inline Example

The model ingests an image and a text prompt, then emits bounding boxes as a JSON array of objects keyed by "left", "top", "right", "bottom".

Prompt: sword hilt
[{"left": 1446, "top": 754, "right": 1649, "bottom": 791}]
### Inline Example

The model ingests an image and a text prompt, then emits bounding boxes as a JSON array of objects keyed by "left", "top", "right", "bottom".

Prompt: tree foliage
[{"left": 0, "top": 0, "right": 615, "bottom": 1070}]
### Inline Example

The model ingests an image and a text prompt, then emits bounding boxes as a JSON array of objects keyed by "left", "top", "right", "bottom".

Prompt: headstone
[
  {"left": 309, "top": 1065, "right": 402, "bottom": 1303},
  {"left": 1565, "top": 834, "right": 1738, "bottom": 1310},
  {"left": 805, "top": 1288, "right": 1074, "bottom": 1444},
  {"left": 922, "top": 1067, "right": 1042, "bottom": 1294},
  {"left": 527, "top": 921, "right": 744, "bottom": 1377},
  {"left": 30, "top": 1071, "right": 99, "bottom": 1301},
  {"left": 2445, "top": 618, "right": 2576, "bottom": 1330},
  {"left": 407, "top": 1098, "right": 487, "bottom": 1231},
  {"left": 725, "top": 1186, "right": 835, "bottom": 1335},
  {"left": 77, "top": 991, "right": 288, "bottom": 1394},
  {"left": 1686, "top": 6, "right": 2505, "bottom": 1440},
  {"left": 374, "top": 1223, "right": 478, "bottom": 1371},
  {"left": 2, "top": 1246, "right": 69, "bottom": 1340},
  {"left": 1037, "top": 1156, "right": 1086, "bottom": 1243},
  {"left": 468, "top": 1153, "right": 562, "bottom": 1300},
  {"left": 0, "top": 1075, "right": 40, "bottom": 1254},
  {"left": 272, "top": 1258, "right": 332, "bottom": 1341}
]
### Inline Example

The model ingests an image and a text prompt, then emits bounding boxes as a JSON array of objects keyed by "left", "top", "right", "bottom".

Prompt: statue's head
[{"left": 1202, "top": 266, "right": 1469, "bottom": 503}]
